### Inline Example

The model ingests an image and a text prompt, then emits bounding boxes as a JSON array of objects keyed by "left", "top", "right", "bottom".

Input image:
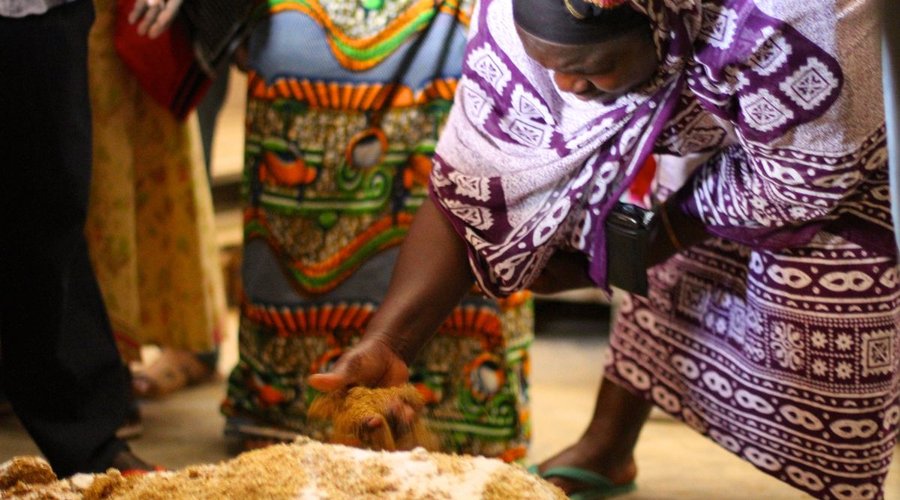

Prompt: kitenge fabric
[
  {"left": 220, "top": 0, "right": 533, "bottom": 461},
  {"left": 433, "top": 0, "right": 897, "bottom": 497}
]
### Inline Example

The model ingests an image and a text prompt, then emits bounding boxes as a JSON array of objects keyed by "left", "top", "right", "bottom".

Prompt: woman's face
[{"left": 517, "top": 24, "right": 659, "bottom": 101}]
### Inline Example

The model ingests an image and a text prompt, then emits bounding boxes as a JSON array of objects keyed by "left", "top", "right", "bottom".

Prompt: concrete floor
[{"left": 3, "top": 72, "right": 898, "bottom": 498}]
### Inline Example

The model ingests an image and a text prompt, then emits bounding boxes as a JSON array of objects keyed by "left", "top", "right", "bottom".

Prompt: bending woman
[{"left": 311, "top": 0, "right": 899, "bottom": 498}]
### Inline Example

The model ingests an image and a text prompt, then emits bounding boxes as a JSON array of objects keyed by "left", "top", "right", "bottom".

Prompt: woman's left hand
[{"left": 128, "top": 0, "right": 183, "bottom": 38}]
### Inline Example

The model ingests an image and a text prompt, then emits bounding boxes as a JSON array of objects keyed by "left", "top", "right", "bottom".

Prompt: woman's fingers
[
  {"left": 385, "top": 400, "right": 416, "bottom": 433},
  {"left": 128, "top": 0, "right": 180, "bottom": 38},
  {"left": 308, "top": 349, "right": 366, "bottom": 391},
  {"left": 307, "top": 337, "right": 410, "bottom": 392},
  {"left": 135, "top": 0, "right": 163, "bottom": 36},
  {"left": 307, "top": 372, "right": 349, "bottom": 392},
  {"left": 147, "top": 0, "right": 181, "bottom": 38},
  {"left": 127, "top": 0, "right": 151, "bottom": 25}
]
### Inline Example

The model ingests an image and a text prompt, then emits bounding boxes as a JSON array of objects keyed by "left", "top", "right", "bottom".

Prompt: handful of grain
[{"left": 308, "top": 385, "right": 439, "bottom": 451}]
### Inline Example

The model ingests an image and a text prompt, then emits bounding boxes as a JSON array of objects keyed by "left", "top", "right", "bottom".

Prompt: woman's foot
[
  {"left": 132, "top": 348, "right": 216, "bottom": 399},
  {"left": 532, "top": 381, "right": 651, "bottom": 496},
  {"left": 533, "top": 438, "right": 638, "bottom": 496}
]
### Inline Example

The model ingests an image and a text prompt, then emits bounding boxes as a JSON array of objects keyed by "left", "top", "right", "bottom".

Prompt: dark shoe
[{"left": 109, "top": 448, "right": 159, "bottom": 474}]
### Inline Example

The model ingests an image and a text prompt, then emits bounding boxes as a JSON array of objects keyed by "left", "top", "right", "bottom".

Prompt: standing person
[
  {"left": 310, "top": 0, "right": 899, "bottom": 498},
  {"left": 219, "top": 0, "right": 534, "bottom": 460},
  {"left": 84, "top": 0, "right": 228, "bottom": 402},
  {"left": 0, "top": 0, "right": 152, "bottom": 475}
]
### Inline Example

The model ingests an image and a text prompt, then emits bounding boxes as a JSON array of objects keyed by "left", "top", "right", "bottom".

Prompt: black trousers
[{"left": 0, "top": 0, "right": 129, "bottom": 476}]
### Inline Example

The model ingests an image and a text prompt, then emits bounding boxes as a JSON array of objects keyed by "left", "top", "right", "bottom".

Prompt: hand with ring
[{"left": 128, "top": 0, "right": 183, "bottom": 38}]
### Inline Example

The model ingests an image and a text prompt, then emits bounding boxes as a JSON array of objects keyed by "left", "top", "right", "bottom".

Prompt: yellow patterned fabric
[{"left": 85, "top": 0, "right": 227, "bottom": 362}]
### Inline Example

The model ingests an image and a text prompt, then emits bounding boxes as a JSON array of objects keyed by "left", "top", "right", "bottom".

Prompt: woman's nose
[{"left": 554, "top": 72, "right": 592, "bottom": 95}]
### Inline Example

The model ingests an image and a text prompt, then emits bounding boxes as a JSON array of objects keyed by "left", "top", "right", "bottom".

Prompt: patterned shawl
[{"left": 430, "top": 0, "right": 886, "bottom": 297}]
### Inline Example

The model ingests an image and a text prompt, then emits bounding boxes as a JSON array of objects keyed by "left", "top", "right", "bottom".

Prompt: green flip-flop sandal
[{"left": 528, "top": 465, "right": 637, "bottom": 500}]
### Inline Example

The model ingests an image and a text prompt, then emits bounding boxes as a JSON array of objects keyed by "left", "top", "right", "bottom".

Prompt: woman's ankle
[{"left": 538, "top": 438, "right": 638, "bottom": 486}]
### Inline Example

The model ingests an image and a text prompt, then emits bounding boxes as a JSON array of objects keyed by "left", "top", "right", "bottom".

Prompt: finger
[
  {"left": 128, "top": 0, "right": 149, "bottom": 24},
  {"left": 136, "top": 1, "right": 162, "bottom": 36},
  {"left": 364, "top": 416, "right": 384, "bottom": 430},
  {"left": 376, "top": 357, "right": 411, "bottom": 387},
  {"left": 399, "top": 404, "right": 416, "bottom": 424},
  {"left": 307, "top": 372, "right": 349, "bottom": 393},
  {"left": 148, "top": 0, "right": 179, "bottom": 38},
  {"left": 385, "top": 401, "right": 416, "bottom": 434}
]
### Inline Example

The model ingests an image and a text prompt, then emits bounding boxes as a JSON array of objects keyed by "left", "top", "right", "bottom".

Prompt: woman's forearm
[{"left": 365, "top": 197, "right": 475, "bottom": 364}]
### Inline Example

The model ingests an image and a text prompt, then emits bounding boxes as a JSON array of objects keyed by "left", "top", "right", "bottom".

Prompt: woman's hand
[
  {"left": 308, "top": 335, "right": 411, "bottom": 392},
  {"left": 128, "top": 0, "right": 183, "bottom": 39},
  {"left": 308, "top": 335, "right": 417, "bottom": 442}
]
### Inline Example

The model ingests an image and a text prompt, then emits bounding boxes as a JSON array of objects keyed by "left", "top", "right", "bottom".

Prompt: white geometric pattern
[
  {"left": 463, "top": 226, "right": 491, "bottom": 250},
  {"left": 511, "top": 84, "right": 553, "bottom": 123},
  {"left": 750, "top": 27, "right": 792, "bottom": 76},
  {"left": 430, "top": 172, "right": 450, "bottom": 191},
  {"left": 499, "top": 115, "right": 551, "bottom": 148},
  {"left": 444, "top": 199, "right": 494, "bottom": 230},
  {"left": 448, "top": 171, "right": 491, "bottom": 201},
  {"left": 779, "top": 58, "right": 839, "bottom": 111},
  {"left": 460, "top": 79, "right": 494, "bottom": 128},
  {"left": 861, "top": 330, "right": 894, "bottom": 377},
  {"left": 467, "top": 44, "right": 511, "bottom": 94},
  {"left": 739, "top": 88, "right": 795, "bottom": 132},
  {"left": 698, "top": 5, "right": 738, "bottom": 50}
]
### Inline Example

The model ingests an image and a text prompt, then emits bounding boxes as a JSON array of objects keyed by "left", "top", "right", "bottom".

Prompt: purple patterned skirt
[{"left": 608, "top": 233, "right": 899, "bottom": 499}]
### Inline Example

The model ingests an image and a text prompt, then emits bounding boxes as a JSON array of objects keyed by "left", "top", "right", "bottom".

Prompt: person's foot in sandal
[
  {"left": 530, "top": 439, "right": 638, "bottom": 499},
  {"left": 132, "top": 348, "right": 216, "bottom": 399},
  {"left": 530, "top": 381, "right": 650, "bottom": 498}
]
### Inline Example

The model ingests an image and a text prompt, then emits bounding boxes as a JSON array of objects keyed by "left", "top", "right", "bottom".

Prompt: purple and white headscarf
[{"left": 429, "top": 0, "right": 846, "bottom": 297}]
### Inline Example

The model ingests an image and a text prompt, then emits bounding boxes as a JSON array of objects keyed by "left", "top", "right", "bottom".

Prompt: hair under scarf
[{"left": 512, "top": 0, "right": 646, "bottom": 44}]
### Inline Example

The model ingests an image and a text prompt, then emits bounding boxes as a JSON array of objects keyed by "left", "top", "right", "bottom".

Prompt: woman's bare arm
[{"left": 308, "top": 197, "right": 474, "bottom": 391}]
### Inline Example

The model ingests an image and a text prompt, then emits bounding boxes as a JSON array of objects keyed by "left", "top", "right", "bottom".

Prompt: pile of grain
[{"left": 0, "top": 439, "right": 566, "bottom": 499}]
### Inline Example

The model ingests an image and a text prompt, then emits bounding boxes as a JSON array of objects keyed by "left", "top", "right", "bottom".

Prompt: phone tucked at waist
[{"left": 605, "top": 202, "right": 655, "bottom": 297}]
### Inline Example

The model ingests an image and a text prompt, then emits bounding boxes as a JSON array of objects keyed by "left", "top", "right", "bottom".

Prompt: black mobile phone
[{"left": 605, "top": 202, "right": 654, "bottom": 296}]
